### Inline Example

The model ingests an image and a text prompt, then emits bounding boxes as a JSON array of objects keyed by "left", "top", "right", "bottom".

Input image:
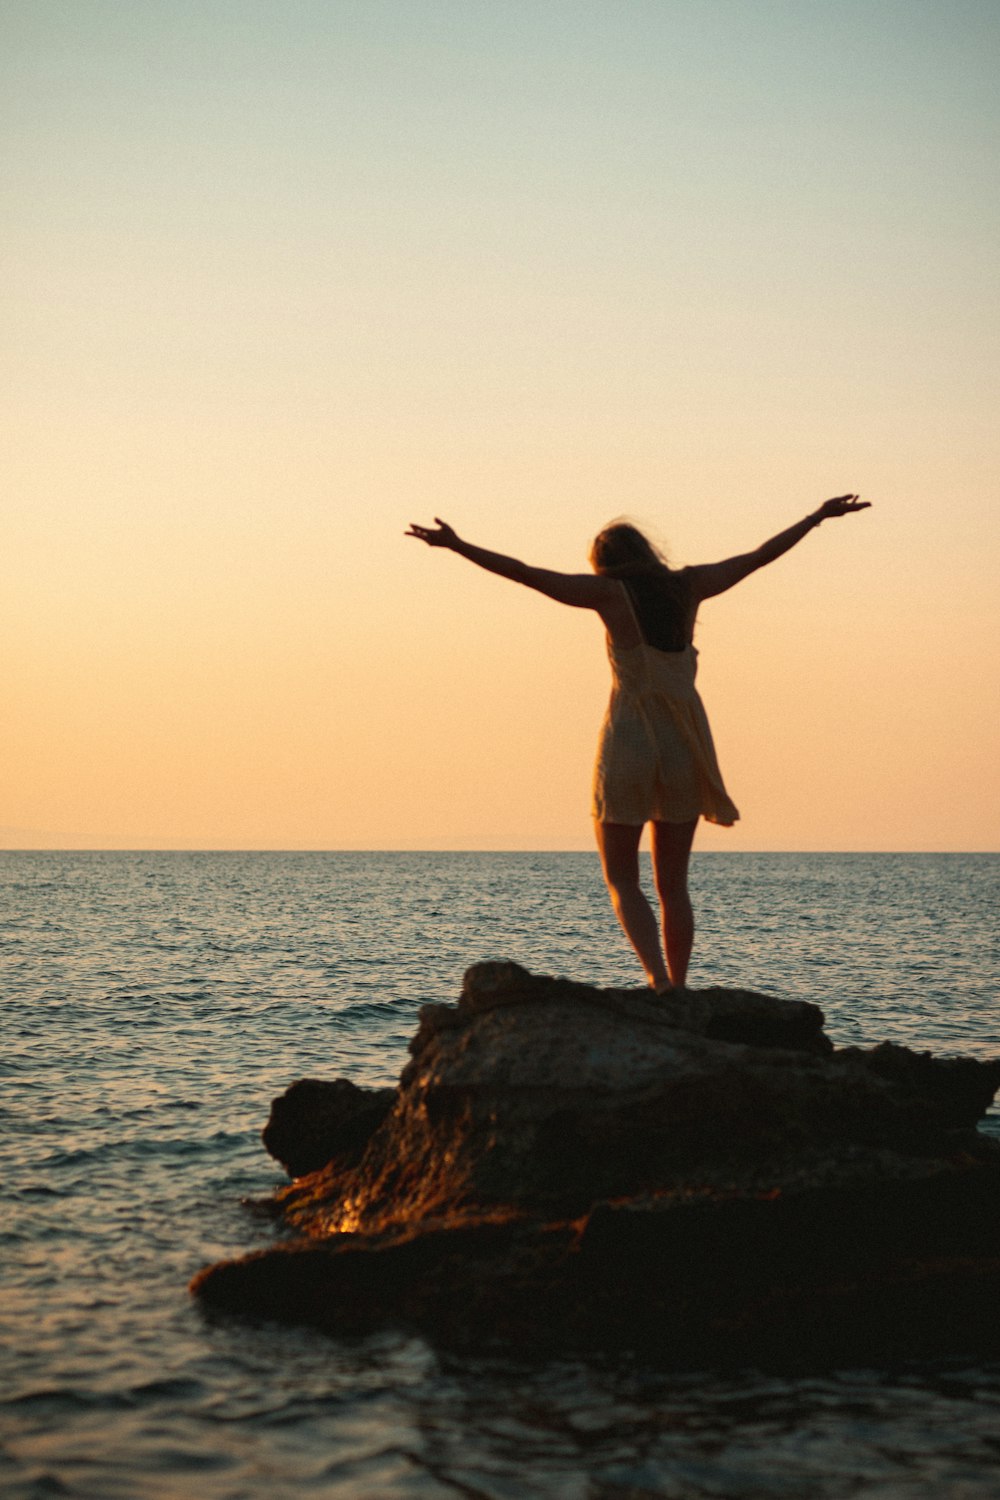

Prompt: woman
[{"left": 406, "top": 495, "right": 870, "bottom": 992}]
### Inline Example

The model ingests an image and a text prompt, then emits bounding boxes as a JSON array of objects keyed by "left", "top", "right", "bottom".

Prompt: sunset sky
[{"left": 4, "top": 0, "right": 998, "bottom": 850}]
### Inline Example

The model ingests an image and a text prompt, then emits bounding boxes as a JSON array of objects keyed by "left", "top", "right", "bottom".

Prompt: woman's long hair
[
  {"left": 590, "top": 521, "right": 693, "bottom": 641},
  {"left": 589, "top": 521, "right": 680, "bottom": 582}
]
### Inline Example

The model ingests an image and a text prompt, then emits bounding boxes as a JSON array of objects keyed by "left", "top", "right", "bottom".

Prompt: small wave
[
  {"left": 38, "top": 1129, "right": 255, "bottom": 1171},
  {"left": 3, "top": 1386, "right": 136, "bottom": 1413},
  {"left": 129, "top": 1377, "right": 206, "bottom": 1401},
  {"left": 331, "top": 996, "right": 427, "bottom": 1023}
]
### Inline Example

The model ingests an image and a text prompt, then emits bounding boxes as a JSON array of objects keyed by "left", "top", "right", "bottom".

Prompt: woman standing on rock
[{"left": 406, "top": 496, "right": 869, "bottom": 993}]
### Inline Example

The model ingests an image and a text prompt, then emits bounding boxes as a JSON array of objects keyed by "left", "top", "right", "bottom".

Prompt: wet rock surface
[{"left": 193, "top": 962, "right": 1000, "bottom": 1364}]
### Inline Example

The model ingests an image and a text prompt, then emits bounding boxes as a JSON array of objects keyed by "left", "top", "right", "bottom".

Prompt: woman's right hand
[
  {"left": 405, "top": 517, "right": 460, "bottom": 548},
  {"left": 815, "top": 494, "right": 870, "bottom": 521}
]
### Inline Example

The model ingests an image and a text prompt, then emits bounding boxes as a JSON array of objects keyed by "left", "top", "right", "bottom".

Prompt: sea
[{"left": 2, "top": 850, "right": 998, "bottom": 1500}]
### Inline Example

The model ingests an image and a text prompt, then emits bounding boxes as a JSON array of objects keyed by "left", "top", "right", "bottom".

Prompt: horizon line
[{"left": 1, "top": 847, "right": 996, "bottom": 857}]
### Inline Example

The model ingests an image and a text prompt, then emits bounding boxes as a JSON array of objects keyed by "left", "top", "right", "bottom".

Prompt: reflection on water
[
  {"left": 8, "top": 1327, "right": 1000, "bottom": 1498},
  {"left": 1, "top": 852, "right": 998, "bottom": 1497}
]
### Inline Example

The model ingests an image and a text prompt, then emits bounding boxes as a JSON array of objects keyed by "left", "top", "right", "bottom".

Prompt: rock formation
[
  {"left": 192, "top": 963, "right": 1000, "bottom": 1364},
  {"left": 261, "top": 1077, "right": 396, "bottom": 1179}
]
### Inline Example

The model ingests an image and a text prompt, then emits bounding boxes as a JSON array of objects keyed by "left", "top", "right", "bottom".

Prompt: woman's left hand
[{"left": 405, "top": 518, "right": 460, "bottom": 548}]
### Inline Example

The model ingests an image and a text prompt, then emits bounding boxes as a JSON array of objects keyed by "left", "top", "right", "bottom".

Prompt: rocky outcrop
[
  {"left": 192, "top": 962, "right": 1000, "bottom": 1364},
  {"left": 261, "top": 1078, "right": 396, "bottom": 1179}
]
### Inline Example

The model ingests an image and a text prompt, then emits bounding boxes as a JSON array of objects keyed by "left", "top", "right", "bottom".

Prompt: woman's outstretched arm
[
  {"left": 406, "top": 518, "right": 611, "bottom": 609},
  {"left": 687, "top": 494, "right": 871, "bottom": 601}
]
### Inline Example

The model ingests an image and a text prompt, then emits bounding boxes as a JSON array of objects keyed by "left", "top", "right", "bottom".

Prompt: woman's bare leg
[
  {"left": 650, "top": 819, "right": 698, "bottom": 987},
  {"left": 594, "top": 820, "right": 670, "bottom": 990}
]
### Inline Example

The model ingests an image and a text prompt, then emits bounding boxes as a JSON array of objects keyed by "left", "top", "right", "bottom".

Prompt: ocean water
[{"left": 1, "top": 850, "right": 998, "bottom": 1500}]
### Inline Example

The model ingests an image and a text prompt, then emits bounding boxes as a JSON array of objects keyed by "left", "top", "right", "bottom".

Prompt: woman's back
[{"left": 621, "top": 569, "right": 692, "bottom": 652}]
